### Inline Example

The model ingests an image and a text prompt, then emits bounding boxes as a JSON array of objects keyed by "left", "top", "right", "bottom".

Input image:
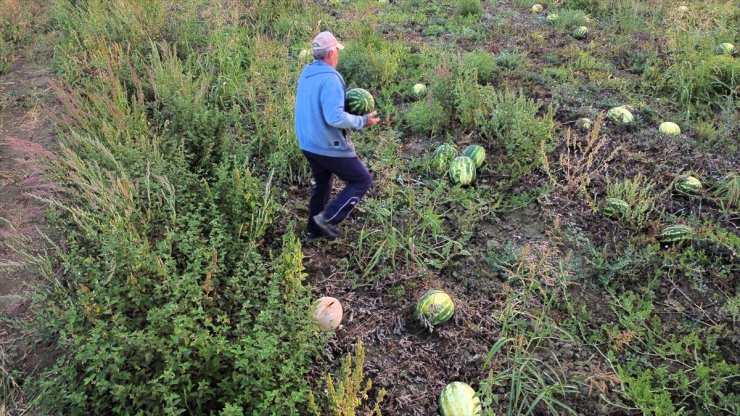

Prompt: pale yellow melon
[{"left": 312, "top": 297, "right": 343, "bottom": 331}]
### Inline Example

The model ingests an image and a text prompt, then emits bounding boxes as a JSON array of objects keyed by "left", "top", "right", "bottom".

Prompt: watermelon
[
  {"left": 717, "top": 43, "right": 734, "bottom": 55},
  {"left": 546, "top": 13, "right": 560, "bottom": 24},
  {"left": 674, "top": 175, "right": 702, "bottom": 194},
  {"left": 573, "top": 26, "right": 589, "bottom": 39},
  {"left": 416, "top": 290, "right": 455, "bottom": 326},
  {"left": 413, "top": 83, "right": 427, "bottom": 98},
  {"left": 345, "top": 88, "right": 375, "bottom": 115},
  {"left": 602, "top": 197, "right": 630, "bottom": 219},
  {"left": 439, "top": 382, "right": 481, "bottom": 416},
  {"left": 462, "top": 144, "right": 485, "bottom": 168},
  {"left": 657, "top": 224, "right": 693, "bottom": 244},
  {"left": 449, "top": 156, "right": 476, "bottom": 185},
  {"left": 659, "top": 122, "right": 681, "bottom": 136},
  {"left": 607, "top": 106, "right": 634, "bottom": 125},
  {"left": 531, "top": 4, "right": 543, "bottom": 13},
  {"left": 432, "top": 144, "right": 458, "bottom": 174},
  {"left": 677, "top": 5, "right": 689, "bottom": 12},
  {"left": 312, "top": 297, "right": 343, "bottom": 331}
]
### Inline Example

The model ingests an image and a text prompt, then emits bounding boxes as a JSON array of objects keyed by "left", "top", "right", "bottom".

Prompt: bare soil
[{"left": 0, "top": 37, "right": 58, "bottom": 413}]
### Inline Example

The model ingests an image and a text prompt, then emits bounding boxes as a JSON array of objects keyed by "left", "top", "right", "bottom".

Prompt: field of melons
[{"left": 1, "top": 0, "right": 738, "bottom": 415}]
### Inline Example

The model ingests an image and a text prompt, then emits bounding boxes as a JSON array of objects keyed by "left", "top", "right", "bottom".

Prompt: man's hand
[{"left": 366, "top": 111, "right": 380, "bottom": 127}]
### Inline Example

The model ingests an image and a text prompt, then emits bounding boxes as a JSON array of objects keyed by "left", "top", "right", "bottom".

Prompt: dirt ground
[{"left": 0, "top": 39, "right": 58, "bottom": 413}]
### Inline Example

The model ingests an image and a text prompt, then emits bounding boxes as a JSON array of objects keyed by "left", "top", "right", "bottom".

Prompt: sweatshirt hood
[{"left": 301, "top": 61, "right": 343, "bottom": 80}]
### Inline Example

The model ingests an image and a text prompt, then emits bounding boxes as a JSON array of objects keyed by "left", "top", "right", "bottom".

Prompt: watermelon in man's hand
[{"left": 345, "top": 88, "right": 375, "bottom": 115}]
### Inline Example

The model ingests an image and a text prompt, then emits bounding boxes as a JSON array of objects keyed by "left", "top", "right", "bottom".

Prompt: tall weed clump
[
  {"left": 643, "top": 1, "right": 739, "bottom": 122},
  {"left": 240, "top": 36, "right": 310, "bottom": 182},
  {"left": 560, "top": 0, "right": 607, "bottom": 15},
  {"left": 352, "top": 178, "right": 463, "bottom": 283},
  {"left": 30, "top": 1, "right": 327, "bottom": 414},
  {"left": 406, "top": 51, "right": 497, "bottom": 135},
  {"left": 0, "top": 0, "right": 46, "bottom": 73},
  {"left": 659, "top": 55, "right": 739, "bottom": 119},
  {"left": 148, "top": 42, "right": 230, "bottom": 172},
  {"left": 51, "top": 0, "right": 166, "bottom": 81},
  {"left": 477, "top": 90, "right": 555, "bottom": 181},
  {"left": 337, "top": 32, "right": 411, "bottom": 91},
  {"left": 480, "top": 239, "right": 582, "bottom": 415}
]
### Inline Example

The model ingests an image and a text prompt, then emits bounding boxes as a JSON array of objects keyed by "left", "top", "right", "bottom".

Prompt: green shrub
[
  {"left": 452, "top": 24, "right": 485, "bottom": 43},
  {"left": 605, "top": 173, "right": 659, "bottom": 228},
  {"left": 149, "top": 42, "right": 228, "bottom": 171},
  {"left": 461, "top": 49, "right": 497, "bottom": 84},
  {"left": 476, "top": 89, "right": 555, "bottom": 179},
  {"left": 661, "top": 54, "right": 740, "bottom": 118},
  {"left": 31, "top": 2, "right": 328, "bottom": 414},
  {"left": 572, "top": 50, "right": 611, "bottom": 73},
  {"left": 428, "top": 63, "right": 457, "bottom": 113},
  {"left": 496, "top": 50, "right": 528, "bottom": 70},
  {"left": 613, "top": 43, "right": 658, "bottom": 75},
  {"left": 239, "top": 36, "right": 309, "bottom": 182},
  {"left": 0, "top": 0, "right": 47, "bottom": 74},
  {"left": 309, "top": 340, "right": 386, "bottom": 416},
  {"left": 618, "top": 367, "right": 677, "bottom": 416},
  {"left": 337, "top": 35, "right": 409, "bottom": 90},
  {"left": 0, "top": 37, "right": 11, "bottom": 75},
  {"left": 53, "top": 0, "right": 165, "bottom": 52},
  {"left": 618, "top": 357, "right": 739, "bottom": 416},
  {"left": 36, "top": 137, "right": 323, "bottom": 414},
  {"left": 551, "top": 9, "right": 591, "bottom": 29},
  {"left": 560, "top": 0, "right": 607, "bottom": 15},
  {"left": 405, "top": 99, "right": 449, "bottom": 136},
  {"left": 456, "top": 0, "right": 483, "bottom": 17},
  {"left": 243, "top": 0, "right": 316, "bottom": 40},
  {"left": 454, "top": 68, "right": 494, "bottom": 129}
]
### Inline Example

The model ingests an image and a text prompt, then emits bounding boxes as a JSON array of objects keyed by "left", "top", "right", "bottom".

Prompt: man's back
[{"left": 295, "top": 60, "right": 365, "bottom": 158}]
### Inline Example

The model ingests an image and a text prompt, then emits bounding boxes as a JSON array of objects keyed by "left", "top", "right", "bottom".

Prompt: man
[{"left": 295, "top": 31, "right": 380, "bottom": 240}]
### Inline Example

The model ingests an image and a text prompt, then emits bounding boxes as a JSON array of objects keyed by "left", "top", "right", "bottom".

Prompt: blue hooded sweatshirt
[{"left": 295, "top": 61, "right": 368, "bottom": 158}]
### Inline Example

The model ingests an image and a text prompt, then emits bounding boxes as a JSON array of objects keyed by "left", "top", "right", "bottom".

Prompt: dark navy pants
[{"left": 302, "top": 150, "right": 373, "bottom": 234}]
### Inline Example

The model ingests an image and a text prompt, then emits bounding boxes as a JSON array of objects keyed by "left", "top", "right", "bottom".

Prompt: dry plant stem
[{"left": 541, "top": 113, "right": 623, "bottom": 206}]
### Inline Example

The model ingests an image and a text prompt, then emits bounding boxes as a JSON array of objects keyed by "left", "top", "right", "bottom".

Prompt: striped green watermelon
[
  {"left": 449, "top": 156, "right": 476, "bottom": 185},
  {"left": 546, "top": 13, "right": 560, "bottom": 24},
  {"left": 659, "top": 122, "right": 681, "bottom": 136},
  {"left": 607, "top": 106, "right": 634, "bottom": 125},
  {"left": 439, "top": 382, "right": 481, "bottom": 416},
  {"left": 674, "top": 175, "right": 702, "bottom": 194},
  {"left": 413, "top": 83, "right": 427, "bottom": 98},
  {"left": 345, "top": 88, "right": 375, "bottom": 115},
  {"left": 717, "top": 42, "right": 734, "bottom": 55},
  {"left": 416, "top": 290, "right": 455, "bottom": 326},
  {"left": 657, "top": 224, "right": 693, "bottom": 243},
  {"left": 432, "top": 144, "right": 458, "bottom": 174},
  {"left": 462, "top": 144, "right": 485, "bottom": 168},
  {"left": 601, "top": 197, "right": 630, "bottom": 219},
  {"left": 573, "top": 26, "right": 589, "bottom": 39}
]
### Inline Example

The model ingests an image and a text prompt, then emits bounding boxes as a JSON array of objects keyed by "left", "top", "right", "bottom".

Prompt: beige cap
[{"left": 311, "top": 31, "right": 344, "bottom": 52}]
